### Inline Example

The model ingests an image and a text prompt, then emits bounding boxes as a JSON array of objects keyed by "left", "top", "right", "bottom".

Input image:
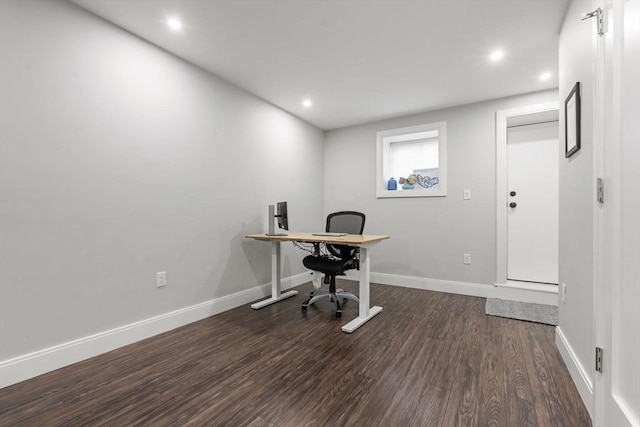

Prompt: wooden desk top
[{"left": 245, "top": 232, "right": 390, "bottom": 246}]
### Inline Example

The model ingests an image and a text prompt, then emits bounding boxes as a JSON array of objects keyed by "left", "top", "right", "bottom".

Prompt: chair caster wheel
[
  {"left": 336, "top": 310, "right": 342, "bottom": 318},
  {"left": 301, "top": 306, "right": 307, "bottom": 313}
]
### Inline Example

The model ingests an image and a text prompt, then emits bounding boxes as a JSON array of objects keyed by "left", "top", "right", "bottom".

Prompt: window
[{"left": 376, "top": 122, "right": 447, "bottom": 198}]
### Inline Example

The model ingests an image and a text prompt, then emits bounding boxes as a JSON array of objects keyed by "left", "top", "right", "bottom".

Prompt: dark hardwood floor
[{"left": 0, "top": 281, "right": 591, "bottom": 426}]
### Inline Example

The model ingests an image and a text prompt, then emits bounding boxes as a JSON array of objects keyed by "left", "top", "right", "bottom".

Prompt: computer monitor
[
  {"left": 276, "top": 201, "right": 288, "bottom": 231},
  {"left": 266, "top": 201, "right": 288, "bottom": 236}
]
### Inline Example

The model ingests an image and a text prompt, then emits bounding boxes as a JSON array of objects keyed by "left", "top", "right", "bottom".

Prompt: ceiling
[{"left": 69, "top": 0, "right": 569, "bottom": 131}]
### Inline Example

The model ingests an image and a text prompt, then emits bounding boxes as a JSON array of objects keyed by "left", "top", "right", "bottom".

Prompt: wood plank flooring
[{"left": 0, "top": 281, "right": 592, "bottom": 426}]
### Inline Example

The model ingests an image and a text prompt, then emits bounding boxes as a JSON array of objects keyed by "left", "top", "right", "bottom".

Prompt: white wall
[
  {"left": 0, "top": 0, "right": 324, "bottom": 362},
  {"left": 324, "top": 90, "right": 558, "bottom": 290},
  {"left": 556, "top": 0, "right": 595, "bottom": 412}
]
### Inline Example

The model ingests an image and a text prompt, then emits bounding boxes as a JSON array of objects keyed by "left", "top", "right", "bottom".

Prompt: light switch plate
[{"left": 156, "top": 271, "right": 167, "bottom": 288}]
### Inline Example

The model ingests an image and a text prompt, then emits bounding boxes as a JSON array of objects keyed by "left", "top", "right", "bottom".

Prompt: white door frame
[
  {"left": 593, "top": 0, "right": 639, "bottom": 425},
  {"left": 495, "top": 101, "right": 559, "bottom": 304}
]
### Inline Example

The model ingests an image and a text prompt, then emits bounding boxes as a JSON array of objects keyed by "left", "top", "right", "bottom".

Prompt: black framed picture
[{"left": 565, "top": 82, "right": 581, "bottom": 158}]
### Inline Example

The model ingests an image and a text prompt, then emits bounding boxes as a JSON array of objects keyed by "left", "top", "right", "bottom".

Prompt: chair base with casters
[{"left": 301, "top": 276, "right": 359, "bottom": 317}]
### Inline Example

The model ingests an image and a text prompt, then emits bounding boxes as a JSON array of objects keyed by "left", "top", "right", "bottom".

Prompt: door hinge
[
  {"left": 581, "top": 7, "right": 605, "bottom": 36},
  {"left": 595, "top": 347, "right": 603, "bottom": 372},
  {"left": 597, "top": 178, "right": 605, "bottom": 204}
]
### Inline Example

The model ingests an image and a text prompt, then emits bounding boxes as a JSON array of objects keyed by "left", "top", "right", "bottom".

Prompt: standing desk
[{"left": 245, "top": 232, "right": 390, "bottom": 333}]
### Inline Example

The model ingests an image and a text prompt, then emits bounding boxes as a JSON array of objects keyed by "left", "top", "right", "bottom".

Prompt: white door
[
  {"left": 507, "top": 121, "right": 559, "bottom": 284},
  {"left": 594, "top": 0, "right": 640, "bottom": 425}
]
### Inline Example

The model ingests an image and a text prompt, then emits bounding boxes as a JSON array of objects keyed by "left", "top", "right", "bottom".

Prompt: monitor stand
[{"left": 265, "top": 204, "right": 287, "bottom": 236}]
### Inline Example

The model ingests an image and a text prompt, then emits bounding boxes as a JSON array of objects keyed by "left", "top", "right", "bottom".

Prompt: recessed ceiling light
[
  {"left": 167, "top": 18, "right": 182, "bottom": 31},
  {"left": 489, "top": 50, "right": 504, "bottom": 62},
  {"left": 302, "top": 99, "right": 312, "bottom": 108},
  {"left": 539, "top": 71, "right": 552, "bottom": 81}
]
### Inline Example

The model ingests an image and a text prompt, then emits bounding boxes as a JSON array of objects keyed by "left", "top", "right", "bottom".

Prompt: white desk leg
[
  {"left": 341, "top": 245, "right": 382, "bottom": 332},
  {"left": 251, "top": 240, "right": 297, "bottom": 309}
]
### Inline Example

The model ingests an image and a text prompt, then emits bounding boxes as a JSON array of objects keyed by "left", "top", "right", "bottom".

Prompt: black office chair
[{"left": 301, "top": 211, "right": 365, "bottom": 317}]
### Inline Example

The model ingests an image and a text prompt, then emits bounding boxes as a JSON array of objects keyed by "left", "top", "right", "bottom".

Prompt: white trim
[
  {"left": 495, "top": 101, "right": 560, "bottom": 286},
  {"left": 556, "top": 326, "right": 595, "bottom": 419},
  {"left": 592, "top": 0, "right": 606, "bottom": 422},
  {"left": 373, "top": 273, "right": 493, "bottom": 297},
  {"left": 0, "top": 272, "right": 310, "bottom": 389},
  {"left": 342, "top": 270, "right": 495, "bottom": 298},
  {"left": 495, "top": 281, "right": 559, "bottom": 306},
  {"left": 342, "top": 270, "right": 560, "bottom": 305},
  {"left": 0, "top": 269, "right": 567, "bottom": 389}
]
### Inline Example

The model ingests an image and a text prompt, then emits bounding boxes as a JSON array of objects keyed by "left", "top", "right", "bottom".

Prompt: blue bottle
[{"left": 387, "top": 177, "right": 397, "bottom": 190}]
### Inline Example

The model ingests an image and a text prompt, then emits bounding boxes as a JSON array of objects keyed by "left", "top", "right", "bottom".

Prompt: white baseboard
[
  {"left": 341, "top": 270, "right": 496, "bottom": 298},
  {"left": 555, "top": 326, "right": 594, "bottom": 419},
  {"left": 0, "top": 272, "right": 310, "bottom": 389},
  {"left": 342, "top": 272, "right": 557, "bottom": 306},
  {"left": 0, "top": 270, "right": 568, "bottom": 390},
  {"left": 494, "top": 281, "right": 559, "bottom": 306}
]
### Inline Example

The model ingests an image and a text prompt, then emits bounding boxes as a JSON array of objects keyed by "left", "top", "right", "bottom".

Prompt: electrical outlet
[
  {"left": 561, "top": 283, "right": 566, "bottom": 303},
  {"left": 156, "top": 271, "right": 167, "bottom": 288},
  {"left": 463, "top": 253, "right": 471, "bottom": 265},
  {"left": 463, "top": 189, "right": 471, "bottom": 200}
]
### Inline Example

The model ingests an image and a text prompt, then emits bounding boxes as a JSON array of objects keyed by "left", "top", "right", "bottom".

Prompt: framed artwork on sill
[{"left": 565, "top": 81, "right": 581, "bottom": 158}]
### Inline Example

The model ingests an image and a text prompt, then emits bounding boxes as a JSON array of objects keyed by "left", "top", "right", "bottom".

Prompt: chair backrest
[
  {"left": 326, "top": 211, "right": 365, "bottom": 260},
  {"left": 326, "top": 211, "right": 365, "bottom": 234}
]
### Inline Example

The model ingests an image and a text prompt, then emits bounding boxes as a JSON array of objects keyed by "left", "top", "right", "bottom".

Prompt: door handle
[{"left": 509, "top": 202, "right": 517, "bottom": 208}]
